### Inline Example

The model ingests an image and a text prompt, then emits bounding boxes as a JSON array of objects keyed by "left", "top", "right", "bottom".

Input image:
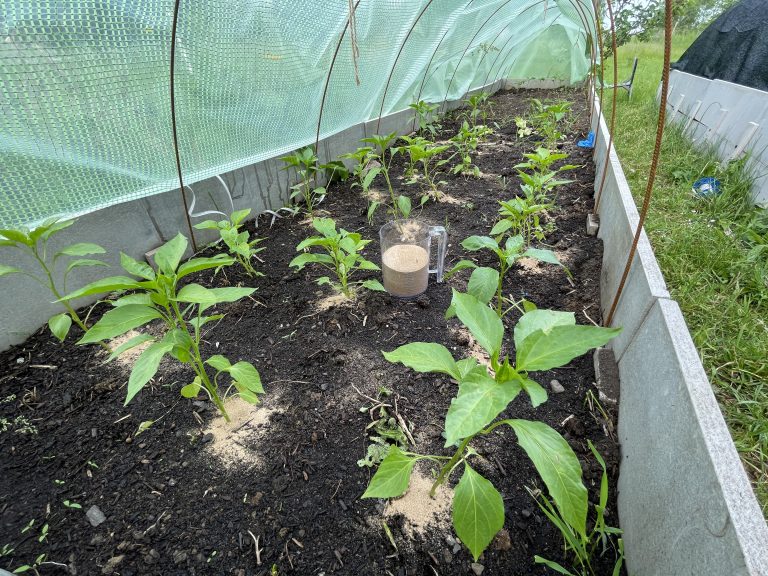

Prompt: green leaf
[
  {"left": 188, "top": 314, "right": 225, "bottom": 330},
  {"left": 229, "top": 361, "right": 263, "bottom": 394},
  {"left": 452, "top": 464, "right": 504, "bottom": 561},
  {"left": 120, "top": 253, "right": 155, "bottom": 280},
  {"left": 136, "top": 420, "right": 154, "bottom": 436},
  {"left": 383, "top": 343, "right": 459, "bottom": 379},
  {"left": 520, "top": 377, "right": 548, "bottom": 407},
  {"left": 177, "top": 254, "right": 235, "bottom": 279},
  {"left": 112, "top": 293, "right": 153, "bottom": 307},
  {"left": 444, "top": 372, "right": 521, "bottom": 445},
  {"left": 312, "top": 218, "right": 337, "bottom": 238},
  {"left": 467, "top": 267, "right": 498, "bottom": 305},
  {"left": 64, "top": 259, "right": 109, "bottom": 275},
  {"left": 362, "top": 166, "right": 381, "bottom": 189},
  {"left": 514, "top": 309, "right": 574, "bottom": 350},
  {"left": 231, "top": 208, "right": 251, "bottom": 226},
  {"left": 235, "top": 382, "right": 261, "bottom": 404},
  {"left": 523, "top": 247, "right": 561, "bottom": 266},
  {"left": 362, "top": 279, "right": 387, "bottom": 292},
  {"left": 55, "top": 242, "right": 105, "bottom": 259},
  {"left": 125, "top": 341, "right": 174, "bottom": 405},
  {"left": 358, "top": 258, "right": 380, "bottom": 271},
  {"left": 175, "top": 284, "right": 255, "bottom": 305},
  {"left": 60, "top": 276, "right": 143, "bottom": 301},
  {"left": 450, "top": 290, "right": 503, "bottom": 359},
  {"left": 296, "top": 236, "right": 331, "bottom": 251},
  {"left": 181, "top": 377, "right": 202, "bottom": 398},
  {"left": 461, "top": 235, "right": 498, "bottom": 252},
  {"left": 78, "top": 304, "right": 162, "bottom": 344},
  {"left": 0, "top": 229, "right": 32, "bottom": 245},
  {"left": 455, "top": 358, "right": 486, "bottom": 379},
  {"left": 534, "top": 557, "right": 577, "bottom": 575},
  {"left": 205, "top": 354, "right": 232, "bottom": 372},
  {"left": 506, "top": 419, "right": 587, "bottom": 536},
  {"left": 361, "top": 446, "right": 416, "bottom": 498},
  {"left": 48, "top": 313, "right": 72, "bottom": 342},
  {"left": 0, "top": 264, "right": 22, "bottom": 277},
  {"left": 105, "top": 333, "right": 154, "bottom": 362},
  {"left": 290, "top": 253, "right": 334, "bottom": 270},
  {"left": 153, "top": 233, "right": 188, "bottom": 275},
  {"left": 516, "top": 324, "right": 621, "bottom": 372},
  {"left": 40, "top": 219, "right": 75, "bottom": 240},
  {"left": 489, "top": 219, "right": 513, "bottom": 236},
  {"left": 192, "top": 219, "right": 220, "bottom": 230},
  {"left": 397, "top": 195, "right": 411, "bottom": 218}
]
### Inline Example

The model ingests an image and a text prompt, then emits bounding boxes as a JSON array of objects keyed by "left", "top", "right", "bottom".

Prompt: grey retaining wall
[{"left": 590, "top": 95, "right": 768, "bottom": 576}]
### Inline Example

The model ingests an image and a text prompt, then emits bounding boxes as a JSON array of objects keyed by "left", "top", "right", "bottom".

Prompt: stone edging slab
[{"left": 590, "top": 94, "right": 768, "bottom": 576}]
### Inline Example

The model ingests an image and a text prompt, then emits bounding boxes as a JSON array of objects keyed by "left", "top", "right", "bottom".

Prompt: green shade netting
[{"left": 0, "top": 0, "right": 594, "bottom": 228}]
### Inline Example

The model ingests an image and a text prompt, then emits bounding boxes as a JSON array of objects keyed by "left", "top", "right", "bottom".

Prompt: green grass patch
[{"left": 604, "top": 34, "right": 768, "bottom": 514}]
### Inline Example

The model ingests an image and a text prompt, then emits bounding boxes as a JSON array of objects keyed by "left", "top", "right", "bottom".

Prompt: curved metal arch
[
  {"left": 374, "top": 0, "right": 437, "bottom": 133},
  {"left": 593, "top": 0, "right": 619, "bottom": 212},
  {"left": 481, "top": 0, "right": 594, "bottom": 90},
  {"left": 315, "top": 1, "right": 363, "bottom": 155},
  {"left": 494, "top": 13, "right": 567, "bottom": 85},
  {"left": 169, "top": 0, "right": 197, "bottom": 251},
  {"left": 412, "top": 2, "right": 474, "bottom": 116},
  {"left": 480, "top": 0, "right": 562, "bottom": 88},
  {"left": 440, "top": 0, "right": 518, "bottom": 110}
]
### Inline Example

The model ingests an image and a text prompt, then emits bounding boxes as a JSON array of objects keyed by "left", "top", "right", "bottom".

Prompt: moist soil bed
[{"left": 0, "top": 88, "right": 621, "bottom": 576}]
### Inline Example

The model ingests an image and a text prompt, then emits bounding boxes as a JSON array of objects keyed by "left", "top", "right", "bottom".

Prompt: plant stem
[
  {"left": 32, "top": 249, "right": 112, "bottom": 351},
  {"left": 429, "top": 436, "right": 472, "bottom": 497},
  {"left": 170, "top": 300, "right": 230, "bottom": 422}
]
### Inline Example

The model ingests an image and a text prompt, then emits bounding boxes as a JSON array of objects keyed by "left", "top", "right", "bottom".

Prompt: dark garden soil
[{"left": 1, "top": 88, "right": 623, "bottom": 576}]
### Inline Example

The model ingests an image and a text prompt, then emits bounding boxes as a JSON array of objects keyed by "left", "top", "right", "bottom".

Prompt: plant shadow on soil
[{"left": 0, "top": 88, "right": 624, "bottom": 576}]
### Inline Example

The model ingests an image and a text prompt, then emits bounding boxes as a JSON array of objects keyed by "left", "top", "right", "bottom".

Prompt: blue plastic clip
[{"left": 577, "top": 131, "right": 595, "bottom": 149}]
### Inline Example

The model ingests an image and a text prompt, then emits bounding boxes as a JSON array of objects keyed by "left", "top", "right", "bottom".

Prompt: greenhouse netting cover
[{"left": 0, "top": 0, "right": 594, "bottom": 228}]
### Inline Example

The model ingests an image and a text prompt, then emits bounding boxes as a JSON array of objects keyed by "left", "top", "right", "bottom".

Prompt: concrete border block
[
  {"left": 591, "top": 96, "right": 669, "bottom": 359},
  {"left": 617, "top": 298, "right": 768, "bottom": 576}
]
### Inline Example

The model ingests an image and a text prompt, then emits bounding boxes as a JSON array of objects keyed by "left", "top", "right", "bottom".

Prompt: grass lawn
[{"left": 603, "top": 32, "right": 768, "bottom": 515}]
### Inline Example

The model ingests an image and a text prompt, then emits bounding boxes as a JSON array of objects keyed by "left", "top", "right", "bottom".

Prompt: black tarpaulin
[{"left": 672, "top": 0, "right": 768, "bottom": 91}]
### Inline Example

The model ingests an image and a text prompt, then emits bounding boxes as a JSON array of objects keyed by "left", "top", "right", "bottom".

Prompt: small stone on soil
[
  {"left": 550, "top": 379, "right": 565, "bottom": 393},
  {"left": 471, "top": 562, "right": 485, "bottom": 575},
  {"left": 86, "top": 505, "right": 106, "bottom": 527},
  {"left": 493, "top": 528, "right": 512, "bottom": 551},
  {"left": 101, "top": 556, "right": 124, "bottom": 575},
  {"left": 442, "top": 549, "right": 453, "bottom": 564}
]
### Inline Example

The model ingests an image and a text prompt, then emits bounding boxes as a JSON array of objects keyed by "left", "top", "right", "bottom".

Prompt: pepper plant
[
  {"left": 363, "top": 291, "right": 620, "bottom": 560},
  {"left": 529, "top": 98, "right": 573, "bottom": 147},
  {"left": 408, "top": 100, "right": 441, "bottom": 137},
  {"left": 0, "top": 218, "right": 109, "bottom": 344},
  {"left": 461, "top": 91, "right": 492, "bottom": 128},
  {"left": 193, "top": 209, "right": 264, "bottom": 277},
  {"left": 289, "top": 218, "right": 385, "bottom": 298},
  {"left": 448, "top": 234, "right": 564, "bottom": 317},
  {"left": 397, "top": 137, "right": 451, "bottom": 200},
  {"left": 451, "top": 121, "right": 492, "bottom": 177},
  {"left": 357, "top": 133, "right": 412, "bottom": 220},
  {"left": 534, "top": 441, "right": 625, "bottom": 576},
  {"left": 280, "top": 146, "right": 343, "bottom": 216},
  {"left": 492, "top": 197, "right": 554, "bottom": 248},
  {"left": 63, "top": 234, "right": 263, "bottom": 421},
  {"left": 514, "top": 116, "right": 533, "bottom": 139},
  {"left": 515, "top": 147, "right": 576, "bottom": 201}
]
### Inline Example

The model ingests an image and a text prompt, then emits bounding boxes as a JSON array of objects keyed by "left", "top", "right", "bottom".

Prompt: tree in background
[{"left": 601, "top": 0, "right": 739, "bottom": 54}]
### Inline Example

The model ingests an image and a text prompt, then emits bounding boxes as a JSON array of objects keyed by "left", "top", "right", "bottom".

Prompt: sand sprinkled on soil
[
  {"left": 384, "top": 467, "right": 453, "bottom": 535},
  {"left": 109, "top": 329, "right": 152, "bottom": 365},
  {"left": 204, "top": 396, "right": 277, "bottom": 467}
]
